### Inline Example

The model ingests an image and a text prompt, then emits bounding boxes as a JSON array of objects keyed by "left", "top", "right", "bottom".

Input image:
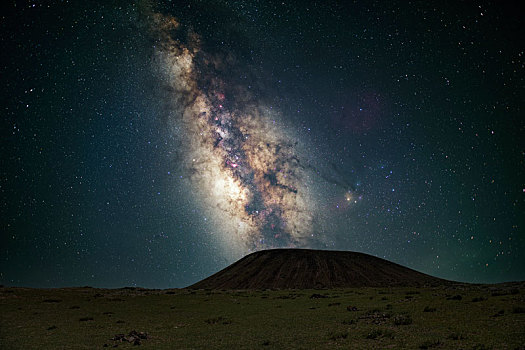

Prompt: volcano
[{"left": 189, "top": 249, "right": 451, "bottom": 289}]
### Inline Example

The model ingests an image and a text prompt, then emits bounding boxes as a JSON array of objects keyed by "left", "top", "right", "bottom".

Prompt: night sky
[{"left": 1, "top": 0, "right": 523, "bottom": 289}]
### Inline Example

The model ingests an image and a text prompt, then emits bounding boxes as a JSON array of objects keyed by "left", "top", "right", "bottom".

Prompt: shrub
[
  {"left": 393, "top": 314, "right": 412, "bottom": 325},
  {"left": 490, "top": 288, "right": 519, "bottom": 297},
  {"left": 448, "top": 333, "right": 465, "bottom": 340},
  {"left": 205, "top": 316, "right": 231, "bottom": 325},
  {"left": 512, "top": 306, "right": 525, "bottom": 314},
  {"left": 342, "top": 319, "right": 357, "bottom": 325},
  {"left": 310, "top": 293, "right": 327, "bottom": 299},
  {"left": 367, "top": 308, "right": 382, "bottom": 314},
  {"left": 366, "top": 330, "right": 383, "bottom": 339},
  {"left": 419, "top": 340, "right": 442, "bottom": 349},
  {"left": 471, "top": 297, "right": 486, "bottom": 302},
  {"left": 423, "top": 306, "right": 436, "bottom": 312},
  {"left": 366, "top": 329, "right": 394, "bottom": 340},
  {"left": 329, "top": 331, "right": 348, "bottom": 340}
]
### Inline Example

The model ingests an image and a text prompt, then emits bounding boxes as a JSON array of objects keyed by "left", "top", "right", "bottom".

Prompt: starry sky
[{"left": 1, "top": 0, "right": 523, "bottom": 288}]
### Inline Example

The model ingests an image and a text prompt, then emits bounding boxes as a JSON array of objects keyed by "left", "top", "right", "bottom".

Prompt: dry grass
[{"left": 0, "top": 283, "right": 524, "bottom": 349}]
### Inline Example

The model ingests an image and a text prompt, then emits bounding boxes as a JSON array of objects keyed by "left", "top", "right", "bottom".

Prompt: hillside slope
[{"left": 189, "top": 249, "right": 450, "bottom": 289}]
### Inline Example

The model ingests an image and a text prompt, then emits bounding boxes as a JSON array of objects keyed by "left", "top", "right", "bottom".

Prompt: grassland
[{"left": 1, "top": 283, "right": 524, "bottom": 349}]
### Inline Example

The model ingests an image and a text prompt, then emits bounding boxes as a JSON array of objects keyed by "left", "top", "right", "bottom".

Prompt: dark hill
[{"left": 189, "top": 249, "right": 450, "bottom": 289}]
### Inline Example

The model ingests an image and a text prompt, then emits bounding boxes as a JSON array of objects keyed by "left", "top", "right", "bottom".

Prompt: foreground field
[{"left": 1, "top": 283, "right": 524, "bottom": 349}]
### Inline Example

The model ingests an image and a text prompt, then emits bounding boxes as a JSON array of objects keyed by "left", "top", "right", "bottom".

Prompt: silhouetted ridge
[{"left": 189, "top": 249, "right": 450, "bottom": 289}]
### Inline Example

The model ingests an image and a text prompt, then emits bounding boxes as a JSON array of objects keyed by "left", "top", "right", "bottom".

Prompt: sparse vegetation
[
  {"left": 419, "top": 339, "right": 442, "bottom": 349},
  {"left": 512, "top": 306, "right": 525, "bottom": 314},
  {"left": 328, "top": 331, "right": 348, "bottom": 340},
  {"left": 366, "top": 329, "right": 383, "bottom": 339},
  {"left": 366, "top": 329, "right": 394, "bottom": 340},
  {"left": 341, "top": 319, "right": 357, "bottom": 325},
  {"left": 205, "top": 316, "right": 232, "bottom": 325},
  {"left": 448, "top": 333, "right": 465, "bottom": 340},
  {"left": 378, "top": 290, "right": 393, "bottom": 294},
  {"left": 393, "top": 313, "right": 413, "bottom": 325},
  {"left": 0, "top": 284, "right": 524, "bottom": 349},
  {"left": 472, "top": 296, "right": 486, "bottom": 302},
  {"left": 358, "top": 310, "right": 392, "bottom": 325},
  {"left": 491, "top": 288, "right": 519, "bottom": 297},
  {"left": 310, "top": 293, "right": 328, "bottom": 299}
]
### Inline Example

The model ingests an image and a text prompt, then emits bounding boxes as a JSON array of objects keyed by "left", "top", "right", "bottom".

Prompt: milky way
[
  {"left": 3, "top": 0, "right": 523, "bottom": 288},
  {"left": 149, "top": 11, "right": 317, "bottom": 254}
]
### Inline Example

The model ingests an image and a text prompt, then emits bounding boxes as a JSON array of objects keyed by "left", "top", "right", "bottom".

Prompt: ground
[{"left": 1, "top": 283, "right": 524, "bottom": 349}]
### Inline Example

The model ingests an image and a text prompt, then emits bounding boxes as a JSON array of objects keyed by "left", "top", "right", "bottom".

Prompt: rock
[
  {"left": 347, "top": 306, "right": 358, "bottom": 311},
  {"left": 112, "top": 334, "right": 125, "bottom": 341},
  {"left": 111, "top": 330, "right": 148, "bottom": 346}
]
